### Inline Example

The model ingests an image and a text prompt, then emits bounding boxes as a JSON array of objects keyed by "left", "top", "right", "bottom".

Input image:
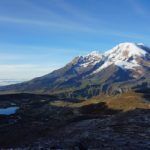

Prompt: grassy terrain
[{"left": 50, "top": 92, "right": 150, "bottom": 111}]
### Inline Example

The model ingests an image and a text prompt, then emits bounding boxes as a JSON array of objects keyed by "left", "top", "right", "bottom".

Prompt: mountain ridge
[{"left": 0, "top": 42, "right": 150, "bottom": 98}]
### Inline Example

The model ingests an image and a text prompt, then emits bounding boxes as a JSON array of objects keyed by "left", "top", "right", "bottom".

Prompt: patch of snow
[
  {"left": 86, "top": 51, "right": 102, "bottom": 58},
  {"left": 80, "top": 60, "right": 100, "bottom": 68},
  {"left": 137, "top": 43, "right": 144, "bottom": 46},
  {"left": 78, "top": 51, "right": 103, "bottom": 68},
  {"left": 93, "top": 61, "right": 113, "bottom": 73},
  {"left": 114, "top": 60, "right": 140, "bottom": 69}
]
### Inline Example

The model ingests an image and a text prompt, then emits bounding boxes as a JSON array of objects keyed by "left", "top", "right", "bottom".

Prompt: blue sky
[{"left": 0, "top": 0, "right": 150, "bottom": 81}]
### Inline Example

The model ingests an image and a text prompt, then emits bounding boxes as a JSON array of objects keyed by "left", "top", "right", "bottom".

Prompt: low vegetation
[{"left": 50, "top": 92, "right": 150, "bottom": 111}]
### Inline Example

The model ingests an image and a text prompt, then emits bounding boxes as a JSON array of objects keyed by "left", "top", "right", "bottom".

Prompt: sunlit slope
[{"left": 50, "top": 92, "right": 150, "bottom": 112}]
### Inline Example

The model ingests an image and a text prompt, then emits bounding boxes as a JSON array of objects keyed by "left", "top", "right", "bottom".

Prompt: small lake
[{"left": 0, "top": 107, "right": 19, "bottom": 115}]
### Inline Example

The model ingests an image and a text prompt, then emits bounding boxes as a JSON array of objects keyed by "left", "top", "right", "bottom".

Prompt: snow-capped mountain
[
  {"left": 0, "top": 42, "right": 150, "bottom": 98},
  {"left": 93, "top": 42, "right": 149, "bottom": 73},
  {"left": 69, "top": 42, "right": 150, "bottom": 79}
]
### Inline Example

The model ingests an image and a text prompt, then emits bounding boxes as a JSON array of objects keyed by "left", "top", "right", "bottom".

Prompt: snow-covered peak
[
  {"left": 105, "top": 42, "right": 147, "bottom": 59},
  {"left": 93, "top": 42, "right": 149, "bottom": 74},
  {"left": 71, "top": 42, "right": 149, "bottom": 72}
]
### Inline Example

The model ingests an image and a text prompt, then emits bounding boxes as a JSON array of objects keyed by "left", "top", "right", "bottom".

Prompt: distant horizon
[{"left": 0, "top": 0, "right": 150, "bottom": 83}]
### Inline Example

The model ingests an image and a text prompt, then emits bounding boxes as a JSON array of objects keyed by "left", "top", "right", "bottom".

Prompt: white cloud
[
  {"left": 0, "top": 15, "right": 148, "bottom": 41},
  {"left": 0, "top": 64, "right": 60, "bottom": 80},
  {"left": 0, "top": 15, "right": 100, "bottom": 33}
]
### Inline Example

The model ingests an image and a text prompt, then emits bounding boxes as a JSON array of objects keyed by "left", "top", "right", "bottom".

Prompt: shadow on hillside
[
  {"left": 135, "top": 88, "right": 150, "bottom": 101},
  {"left": 79, "top": 102, "right": 121, "bottom": 115}
]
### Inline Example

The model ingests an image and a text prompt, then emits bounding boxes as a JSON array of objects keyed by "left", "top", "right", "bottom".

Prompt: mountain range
[{"left": 0, "top": 42, "right": 150, "bottom": 98}]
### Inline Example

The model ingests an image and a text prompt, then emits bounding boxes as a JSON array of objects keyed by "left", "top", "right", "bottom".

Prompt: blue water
[{"left": 0, "top": 107, "right": 19, "bottom": 115}]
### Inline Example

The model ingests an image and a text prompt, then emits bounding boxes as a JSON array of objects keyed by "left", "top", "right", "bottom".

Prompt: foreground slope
[
  {"left": 0, "top": 92, "right": 150, "bottom": 149},
  {"left": 0, "top": 42, "right": 150, "bottom": 98}
]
